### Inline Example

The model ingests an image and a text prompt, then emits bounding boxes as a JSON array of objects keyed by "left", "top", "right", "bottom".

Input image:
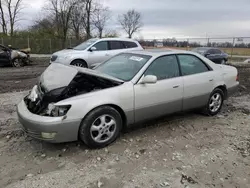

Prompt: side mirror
[
  {"left": 140, "top": 75, "right": 157, "bottom": 84},
  {"left": 89, "top": 46, "right": 97, "bottom": 52}
]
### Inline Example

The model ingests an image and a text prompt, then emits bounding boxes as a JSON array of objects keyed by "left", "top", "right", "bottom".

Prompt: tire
[
  {"left": 12, "top": 58, "right": 24, "bottom": 67},
  {"left": 221, "top": 59, "right": 226, "bottom": 65},
  {"left": 203, "top": 88, "right": 224, "bottom": 116},
  {"left": 79, "top": 106, "right": 123, "bottom": 148},
  {"left": 71, "top": 60, "right": 87, "bottom": 68}
]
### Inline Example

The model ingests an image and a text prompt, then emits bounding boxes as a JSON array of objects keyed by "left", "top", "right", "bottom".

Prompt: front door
[
  {"left": 177, "top": 54, "right": 215, "bottom": 110},
  {"left": 87, "top": 41, "right": 110, "bottom": 66},
  {"left": 134, "top": 55, "right": 183, "bottom": 122}
]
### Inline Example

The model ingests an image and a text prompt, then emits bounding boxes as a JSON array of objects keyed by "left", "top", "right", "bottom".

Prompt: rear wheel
[
  {"left": 203, "top": 88, "right": 224, "bottom": 116},
  {"left": 71, "top": 60, "right": 87, "bottom": 68},
  {"left": 79, "top": 106, "right": 123, "bottom": 148}
]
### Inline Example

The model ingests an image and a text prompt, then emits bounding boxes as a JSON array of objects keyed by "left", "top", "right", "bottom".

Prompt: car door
[
  {"left": 206, "top": 49, "right": 217, "bottom": 62},
  {"left": 177, "top": 54, "right": 215, "bottom": 110},
  {"left": 108, "top": 41, "right": 126, "bottom": 56},
  {"left": 214, "top": 49, "right": 223, "bottom": 63},
  {"left": 0, "top": 47, "right": 10, "bottom": 65},
  {"left": 134, "top": 55, "right": 183, "bottom": 122},
  {"left": 87, "top": 41, "right": 110, "bottom": 65}
]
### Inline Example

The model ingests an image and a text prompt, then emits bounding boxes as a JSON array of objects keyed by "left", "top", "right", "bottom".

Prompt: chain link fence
[
  {"left": 140, "top": 37, "right": 250, "bottom": 57},
  {"left": 1, "top": 37, "right": 250, "bottom": 57},
  {"left": 0, "top": 37, "right": 84, "bottom": 54}
]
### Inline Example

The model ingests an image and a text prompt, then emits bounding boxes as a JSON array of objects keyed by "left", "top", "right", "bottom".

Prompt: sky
[{"left": 22, "top": 0, "right": 250, "bottom": 39}]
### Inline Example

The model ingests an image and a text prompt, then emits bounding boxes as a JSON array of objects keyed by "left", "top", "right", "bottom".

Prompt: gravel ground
[{"left": 0, "top": 61, "right": 250, "bottom": 188}]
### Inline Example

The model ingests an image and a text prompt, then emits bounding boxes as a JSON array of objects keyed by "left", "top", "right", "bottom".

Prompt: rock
[
  {"left": 15, "top": 81, "right": 21, "bottom": 84},
  {"left": 163, "top": 158, "right": 167, "bottom": 162},
  {"left": 58, "top": 162, "right": 65, "bottom": 168},
  {"left": 97, "top": 180, "right": 104, "bottom": 188},
  {"left": 26, "top": 173, "right": 34, "bottom": 177},
  {"left": 62, "top": 148, "right": 67, "bottom": 152},
  {"left": 217, "top": 115, "right": 225, "bottom": 118},
  {"left": 97, "top": 157, "right": 101, "bottom": 161},
  {"left": 104, "top": 148, "right": 109, "bottom": 153},
  {"left": 152, "top": 169, "right": 156, "bottom": 172},
  {"left": 160, "top": 182, "right": 170, "bottom": 187},
  {"left": 41, "top": 154, "right": 46, "bottom": 158},
  {"left": 129, "top": 139, "right": 133, "bottom": 142},
  {"left": 135, "top": 154, "right": 140, "bottom": 159},
  {"left": 143, "top": 167, "right": 147, "bottom": 170},
  {"left": 171, "top": 156, "right": 175, "bottom": 161},
  {"left": 6, "top": 135, "right": 11, "bottom": 139},
  {"left": 115, "top": 156, "right": 119, "bottom": 161}
]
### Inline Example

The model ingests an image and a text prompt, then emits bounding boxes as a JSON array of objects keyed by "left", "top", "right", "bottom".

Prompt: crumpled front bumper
[{"left": 17, "top": 100, "right": 81, "bottom": 143}]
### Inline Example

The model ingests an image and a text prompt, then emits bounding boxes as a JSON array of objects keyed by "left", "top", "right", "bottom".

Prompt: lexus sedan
[
  {"left": 192, "top": 47, "right": 229, "bottom": 64},
  {"left": 17, "top": 50, "right": 239, "bottom": 148},
  {"left": 50, "top": 38, "right": 143, "bottom": 68}
]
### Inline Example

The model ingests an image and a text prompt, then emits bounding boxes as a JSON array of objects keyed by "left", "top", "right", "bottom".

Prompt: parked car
[
  {"left": 17, "top": 50, "right": 239, "bottom": 148},
  {"left": 0, "top": 44, "right": 30, "bottom": 67},
  {"left": 50, "top": 38, "right": 143, "bottom": 68},
  {"left": 192, "top": 47, "right": 229, "bottom": 64}
]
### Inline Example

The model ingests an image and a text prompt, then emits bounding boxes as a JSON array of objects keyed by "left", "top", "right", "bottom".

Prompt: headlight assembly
[{"left": 49, "top": 104, "right": 71, "bottom": 117}]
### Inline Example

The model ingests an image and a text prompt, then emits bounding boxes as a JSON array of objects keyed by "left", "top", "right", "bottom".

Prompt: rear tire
[
  {"left": 79, "top": 106, "right": 123, "bottom": 149},
  {"left": 71, "top": 60, "right": 87, "bottom": 68},
  {"left": 203, "top": 88, "right": 224, "bottom": 116}
]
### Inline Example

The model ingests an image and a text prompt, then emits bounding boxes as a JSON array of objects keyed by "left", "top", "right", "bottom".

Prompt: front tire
[
  {"left": 221, "top": 59, "right": 226, "bottom": 65},
  {"left": 79, "top": 106, "right": 123, "bottom": 149},
  {"left": 71, "top": 60, "right": 87, "bottom": 68},
  {"left": 203, "top": 88, "right": 224, "bottom": 116},
  {"left": 12, "top": 58, "right": 24, "bottom": 67}
]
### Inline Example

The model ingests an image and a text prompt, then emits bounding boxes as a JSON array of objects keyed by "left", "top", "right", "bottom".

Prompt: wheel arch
[
  {"left": 78, "top": 104, "right": 127, "bottom": 133},
  {"left": 70, "top": 59, "right": 88, "bottom": 67},
  {"left": 215, "top": 85, "right": 228, "bottom": 99}
]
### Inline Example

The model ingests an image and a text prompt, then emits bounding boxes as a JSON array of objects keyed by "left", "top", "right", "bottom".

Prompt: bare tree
[
  {"left": 5, "top": 0, "right": 24, "bottom": 37},
  {"left": 0, "top": 0, "right": 7, "bottom": 34},
  {"left": 71, "top": 5, "right": 84, "bottom": 40},
  {"left": 93, "top": 5, "right": 110, "bottom": 38},
  {"left": 118, "top": 9, "right": 143, "bottom": 38},
  {"left": 47, "top": 0, "right": 77, "bottom": 47},
  {"left": 82, "top": 0, "right": 94, "bottom": 39}
]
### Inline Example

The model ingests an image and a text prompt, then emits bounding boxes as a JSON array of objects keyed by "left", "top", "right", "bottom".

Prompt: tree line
[{"left": 0, "top": 0, "right": 143, "bottom": 47}]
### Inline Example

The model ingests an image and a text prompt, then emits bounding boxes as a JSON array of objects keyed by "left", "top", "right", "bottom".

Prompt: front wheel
[
  {"left": 79, "top": 106, "right": 123, "bottom": 148},
  {"left": 71, "top": 60, "right": 87, "bottom": 68},
  {"left": 12, "top": 58, "right": 24, "bottom": 67},
  {"left": 221, "top": 59, "right": 226, "bottom": 65},
  {"left": 203, "top": 88, "right": 224, "bottom": 116}
]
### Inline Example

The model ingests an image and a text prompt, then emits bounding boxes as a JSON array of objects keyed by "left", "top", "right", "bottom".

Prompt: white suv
[{"left": 50, "top": 38, "right": 143, "bottom": 68}]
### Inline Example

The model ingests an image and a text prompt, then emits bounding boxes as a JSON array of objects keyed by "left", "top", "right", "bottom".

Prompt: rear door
[
  {"left": 108, "top": 41, "right": 126, "bottom": 56},
  {"left": 134, "top": 55, "right": 183, "bottom": 122},
  {"left": 0, "top": 46, "right": 10, "bottom": 65},
  {"left": 177, "top": 54, "right": 215, "bottom": 110}
]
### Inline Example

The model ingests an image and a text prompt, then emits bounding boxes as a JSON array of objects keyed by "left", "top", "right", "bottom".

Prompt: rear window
[
  {"left": 123, "top": 41, "right": 138, "bottom": 48},
  {"left": 109, "top": 41, "right": 124, "bottom": 50}
]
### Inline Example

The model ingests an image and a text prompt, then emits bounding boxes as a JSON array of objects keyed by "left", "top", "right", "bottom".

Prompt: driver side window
[
  {"left": 92, "top": 41, "right": 108, "bottom": 51},
  {"left": 144, "top": 55, "right": 180, "bottom": 81}
]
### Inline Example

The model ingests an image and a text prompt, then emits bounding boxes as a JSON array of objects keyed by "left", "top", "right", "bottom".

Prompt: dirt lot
[{"left": 0, "top": 61, "right": 250, "bottom": 188}]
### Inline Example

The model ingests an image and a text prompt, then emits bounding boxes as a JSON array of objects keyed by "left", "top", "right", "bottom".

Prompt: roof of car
[
  {"left": 127, "top": 48, "right": 193, "bottom": 56},
  {"left": 97, "top": 37, "right": 139, "bottom": 42}
]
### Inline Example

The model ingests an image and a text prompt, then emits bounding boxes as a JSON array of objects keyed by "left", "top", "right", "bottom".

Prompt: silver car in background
[
  {"left": 17, "top": 50, "right": 239, "bottom": 148},
  {"left": 50, "top": 38, "right": 143, "bottom": 68}
]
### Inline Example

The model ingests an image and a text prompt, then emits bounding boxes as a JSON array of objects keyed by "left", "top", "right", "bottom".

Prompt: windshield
[
  {"left": 95, "top": 53, "right": 152, "bottom": 81},
  {"left": 73, "top": 39, "right": 98, "bottom": 50}
]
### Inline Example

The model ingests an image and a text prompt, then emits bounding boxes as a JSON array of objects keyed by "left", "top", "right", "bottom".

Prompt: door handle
[
  {"left": 209, "top": 79, "right": 214, "bottom": 82},
  {"left": 173, "top": 85, "right": 180, "bottom": 88}
]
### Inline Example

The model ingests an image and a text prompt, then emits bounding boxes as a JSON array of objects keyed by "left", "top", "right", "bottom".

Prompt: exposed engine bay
[{"left": 24, "top": 72, "right": 122, "bottom": 116}]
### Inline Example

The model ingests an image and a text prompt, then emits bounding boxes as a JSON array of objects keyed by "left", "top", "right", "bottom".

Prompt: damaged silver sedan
[{"left": 17, "top": 50, "right": 239, "bottom": 148}]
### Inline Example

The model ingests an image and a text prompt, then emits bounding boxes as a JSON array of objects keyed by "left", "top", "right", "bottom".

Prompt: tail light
[{"left": 236, "top": 74, "right": 239, "bottom": 81}]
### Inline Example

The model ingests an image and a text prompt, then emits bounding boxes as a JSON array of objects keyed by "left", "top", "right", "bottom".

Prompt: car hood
[{"left": 40, "top": 63, "right": 124, "bottom": 92}]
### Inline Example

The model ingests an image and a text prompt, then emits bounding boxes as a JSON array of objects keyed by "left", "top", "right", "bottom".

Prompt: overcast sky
[{"left": 22, "top": 0, "right": 250, "bottom": 39}]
